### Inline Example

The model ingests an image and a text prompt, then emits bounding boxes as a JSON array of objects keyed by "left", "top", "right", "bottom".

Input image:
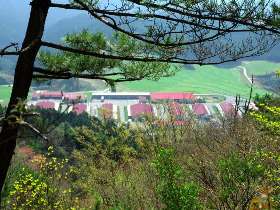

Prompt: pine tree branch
[
  {"left": 49, "top": 1, "right": 279, "bottom": 48},
  {"left": 0, "top": 43, "right": 20, "bottom": 56},
  {"left": 32, "top": 67, "right": 145, "bottom": 83},
  {"left": 0, "top": 40, "right": 42, "bottom": 56},
  {"left": 33, "top": 67, "right": 125, "bottom": 77},
  {"left": 50, "top": 2, "right": 254, "bottom": 33},
  {"left": 51, "top": 0, "right": 278, "bottom": 33},
  {"left": 41, "top": 40, "right": 270, "bottom": 65},
  {"left": 126, "top": 0, "right": 280, "bottom": 34}
]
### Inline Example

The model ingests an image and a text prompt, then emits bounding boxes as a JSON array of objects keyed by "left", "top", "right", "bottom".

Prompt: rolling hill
[{"left": 118, "top": 61, "right": 280, "bottom": 97}]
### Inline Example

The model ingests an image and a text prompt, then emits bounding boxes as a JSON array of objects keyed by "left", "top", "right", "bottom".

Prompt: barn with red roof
[
  {"left": 168, "top": 102, "right": 185, "bottom": 116},
  {"left": 100, "top": 103, "right": 113, "bottom": 118},
  {"left": 63, "top": 92, "right": 85, "bottom": 101},
  {"left": 36, "top": 101, "right": 55, "bottom": 109},
  {"left": 192, "top": 103, "right": 209, "bottom": 116},
  {"left": 40, "top": 91, "right": 63, "bottom": 100},
  {"left": 220, "top": 102, "right": 235, "bottom": 116},
  {"left": 130, "top": 103, "right": 153, "bottom": 119},
  {"left": 72, "top": 103, "right": 87, "bottom": 115}
]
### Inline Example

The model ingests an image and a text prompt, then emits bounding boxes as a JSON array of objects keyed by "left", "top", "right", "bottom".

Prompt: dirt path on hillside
[{"left": 239, "top": 66, "right": 252, "bottom": 84}]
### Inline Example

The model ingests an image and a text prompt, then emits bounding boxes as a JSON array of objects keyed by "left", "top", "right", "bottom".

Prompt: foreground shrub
[
  {"left": 153, "top": 148, "right": 202, "bottom": 210},
  {"left": 2, "top": 97, "right": 279, "bottom": 209},
  {"left": 2, "top": 147, "right": 80, "bottom": 210}
]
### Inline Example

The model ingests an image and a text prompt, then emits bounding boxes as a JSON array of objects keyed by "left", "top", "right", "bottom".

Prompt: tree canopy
[{"left": 36, "top": 30, "right": 175, "bottom": 86}]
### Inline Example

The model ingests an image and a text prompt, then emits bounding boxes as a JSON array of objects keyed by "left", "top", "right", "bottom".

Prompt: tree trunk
[{"left": 0, "top": 0, "right": 50, "bottom": 199}]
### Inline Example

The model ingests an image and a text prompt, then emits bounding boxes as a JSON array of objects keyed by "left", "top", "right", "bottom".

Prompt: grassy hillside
[
  {"left": 1, "top": 61, "right": 279, "bottom": 104},
  {"left": 243, "top": 61, "right": 280, "bottom": 76},
  {"left": 118, "top": 63, "right": 272, "bottom": 97},
  {"left": 0, "top": 85, "right": 12, "bottom": 105}
]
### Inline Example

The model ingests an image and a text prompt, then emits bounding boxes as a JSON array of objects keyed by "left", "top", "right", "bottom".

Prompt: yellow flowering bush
[
  {"left": 250, "top": 104, "right": 280, "bottom": 135},
  {"left": 276, "top": 69, "right": 280, "bottom": 78},
  {"left": 3, "top": 146, "right": 80, "bottom": 210},
  {"left": 6, "top": 170, "right": 49, "bottom": 209},
  {"left": 255, "top": 150, "right": 280, "bottom": 208}
]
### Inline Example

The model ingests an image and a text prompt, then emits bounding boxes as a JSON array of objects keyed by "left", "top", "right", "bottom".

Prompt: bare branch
[
  {"left": 19, "top": 121, "right": 48, "bottom": 142},
  {"left": 0, "top": 43, "right": 20, "bottom": 56},
  {"left": 0, "top": 40, "right": 42, "bottom": 56}
]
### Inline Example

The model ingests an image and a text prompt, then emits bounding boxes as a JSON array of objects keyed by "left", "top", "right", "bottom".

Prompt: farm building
[
  {"left": 100, "top": 103, "right": 113, "bottom": 118},
  {"left": 72, "top": 103, "right": 87, "bottom": 115},
  {"left": 130, "top": 103, "right": 153, "bottom": 120},
  {"left": 167, "top": 102, "right": 185, "bottom": 117},
  {"left": 63, "top": 92, "right": 85, "bottom": 102},
  {"left": 192, "top": 103, "right": 210, "bottom": 117},
  {"left": 220, "top": 102, "right": 235, "bottom": 116},
  {"left": 32, "top": 91, "right": 86, "bottom": 101},
  {"left": 151, "top": 92, "right": 194, "bottom": 103},
  {"left": 92, "top": 92, "right": 150, "bottom": 101},
  {"left": 38, "top": 91, "right": 63, "bottom": 100}
]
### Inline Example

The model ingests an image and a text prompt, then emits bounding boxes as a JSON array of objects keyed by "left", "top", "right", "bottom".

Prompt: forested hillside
[{"left": 1, "top": 95, "right": 280, "bottom": 209}]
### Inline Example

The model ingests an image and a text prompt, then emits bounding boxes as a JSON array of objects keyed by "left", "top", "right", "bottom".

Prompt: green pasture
[
  {"left": 118, "top": 64, "right": 271, "bottom": 97},
  {"left": 0, "top": 85, "right": 12, "bottom": 105},
  {"left": 1, "top": 60, "right": 278, "bottom": 103},
  {"left": 243, "top": 60, "right": 280, "bottom": 76}
]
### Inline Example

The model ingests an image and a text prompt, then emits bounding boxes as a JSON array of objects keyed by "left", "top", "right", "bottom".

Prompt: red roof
[
  {"left": 102, "top": 103, "right": 113, "bottom": 110},
  {"left": 40, "top": 91, "right": 63, "bottom": 99},
  {"left": 220, "top": 102, "right": 235, "bottom": 115},
  {"left": 168, "top": 102, "right": 185, "bottom": 116},
  {"left": 73, "top": 103, "right": 87, "bottom": 114},
  {"left": 101, "top": 103, "right": 113, "bottom": 118},
  {"left": 32, "top": 92, "right": 40, "bottom": 98},
  {"left": 36, "top": 101, "right": 55, "bottom": 109},
  {"left": 64, "top": 92, "right": 84, "bottom": 100},
  {"left": 192, "top": 103, "right": 209, "bottom": 116},
  {"left": 151, "top": 92, "right": 194, "bottom": 100},
  {"left": 130, "top": 103, "right": 153, "bottom": 118}
]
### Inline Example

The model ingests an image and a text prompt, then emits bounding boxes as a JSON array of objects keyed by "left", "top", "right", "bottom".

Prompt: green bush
[
  {"left": 2, "top": 147, "right": 79, "bottom": 210},
  {"left": 153, "top": 148, "right": 202, "bottom": 210}
]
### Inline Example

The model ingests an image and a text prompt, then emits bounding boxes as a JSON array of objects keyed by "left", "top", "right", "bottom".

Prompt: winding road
[{"left": 239, "top": 66, "right": 253, "bottom": 84}]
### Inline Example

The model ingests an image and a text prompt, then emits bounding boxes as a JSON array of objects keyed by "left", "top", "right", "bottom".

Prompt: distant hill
[
  {"left": 0, "top": 0, "right": 29, "bottom": 44},
  {"left": 44, "top": 14, "right": 113, "bottom": 42},
  {"left": 0, "top": 0, "right": 83, "bottom": 70}
]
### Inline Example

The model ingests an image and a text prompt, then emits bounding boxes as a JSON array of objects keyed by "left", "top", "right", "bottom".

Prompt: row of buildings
[
  {"left": 29, "top": 91, "right": 238, "bottom": 122},
  {"left": 31, "top": 91, "right": 195, "bottom": 103}
]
